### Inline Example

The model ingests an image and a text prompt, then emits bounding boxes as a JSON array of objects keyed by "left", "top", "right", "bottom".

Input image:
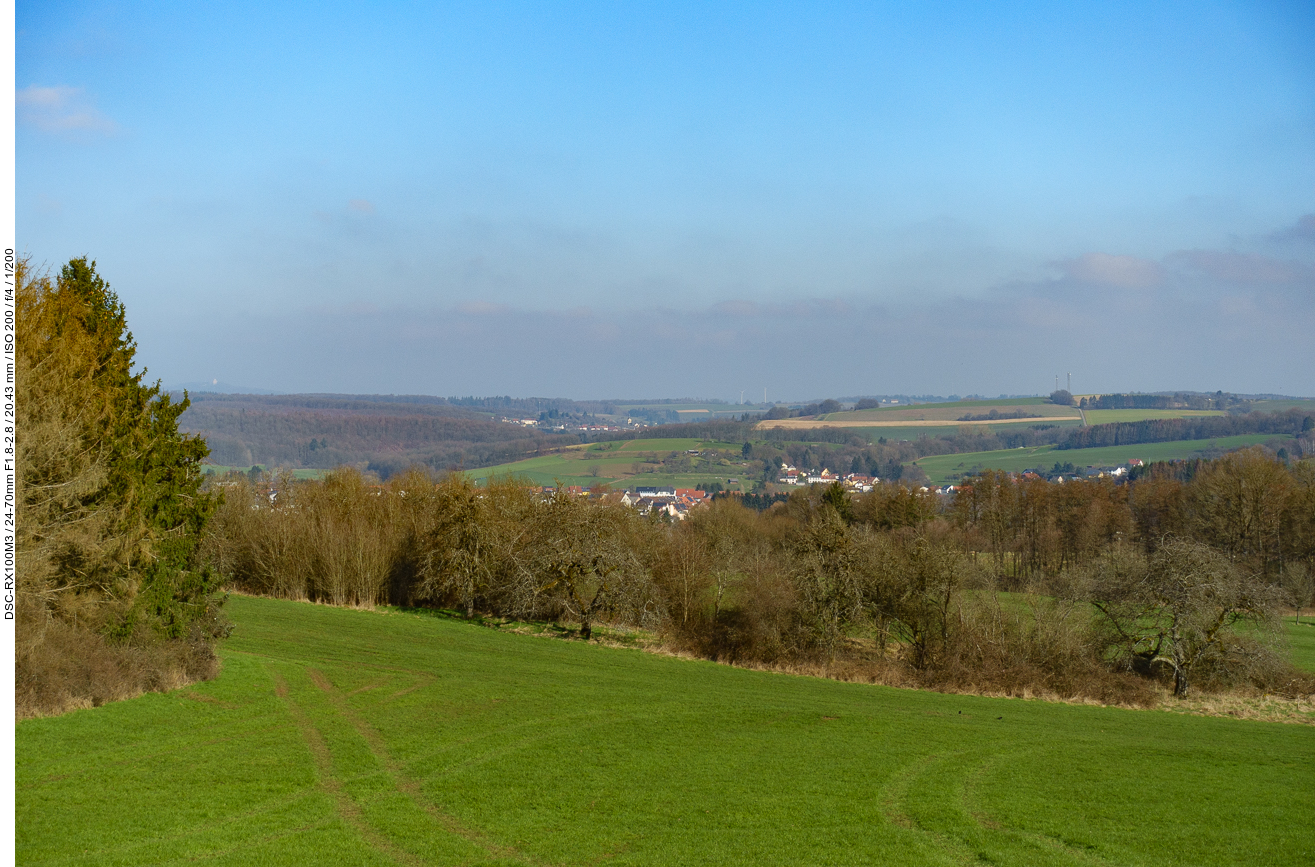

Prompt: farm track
[
  {"left": 882, "top": 749, "right": 1118, "bottom": 866},
  {"left": 266, "top": 658, "right": 544, "bottom": 866}
]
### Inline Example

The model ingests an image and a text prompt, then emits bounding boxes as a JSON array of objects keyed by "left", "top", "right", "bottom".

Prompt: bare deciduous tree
[{"left": 1090, "top": 538, "right": 1281, "bottom": 696}]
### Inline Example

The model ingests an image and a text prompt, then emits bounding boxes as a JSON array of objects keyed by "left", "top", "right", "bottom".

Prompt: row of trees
[{"left": 205, "top": 447, "right": 1315, "bottom": 701}]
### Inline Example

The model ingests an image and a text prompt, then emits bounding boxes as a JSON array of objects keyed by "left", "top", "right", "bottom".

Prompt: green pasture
[
  {"left": 464, "top": 453, "right": 619, "bottom": 488},
  {"left": 467, "top": 440, "right": 754, "bottom": 489},
  {"left": 1251, "top": 398, "right": 1315, "bottom": 414},
  {"left": 589, "top": 438, "right": 744, "bottom": 454},
  {"left": 18, "top": 594, "right": 1315, "bottom": 866},
  {"left": 1081, "top": 409, "right": 1226, "bottom": 424},
  {"left": 911, "top": 434, "right": 1292, "bottom": 484},
  {"left": 825, "top": 419, "right": 1083, "bottom": 443},
  {"left": 1287, "top": 616, "right": 1315, "bottom": 672}
]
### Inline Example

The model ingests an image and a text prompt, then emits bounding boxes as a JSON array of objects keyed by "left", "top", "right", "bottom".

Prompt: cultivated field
[
  {"left": 910, "top": 434, "right": 1294, "bottom": 484},
  {"left": 17, "top": 594, "right": 1315, "bottom": 866}
]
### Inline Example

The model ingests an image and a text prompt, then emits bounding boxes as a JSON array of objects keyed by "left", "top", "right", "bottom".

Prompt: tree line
[{"left": 205, "top": 446, "right": 1315, "bottom": 703}]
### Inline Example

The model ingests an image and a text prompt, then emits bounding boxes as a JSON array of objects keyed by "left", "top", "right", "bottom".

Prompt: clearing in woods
[{"left": 17, "top": 594, "right": 1315, "bottom": 866}]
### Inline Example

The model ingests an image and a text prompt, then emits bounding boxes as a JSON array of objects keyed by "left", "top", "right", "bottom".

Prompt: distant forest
[{"left": 178, "top": 393, "right": 581, "bottom": 476}]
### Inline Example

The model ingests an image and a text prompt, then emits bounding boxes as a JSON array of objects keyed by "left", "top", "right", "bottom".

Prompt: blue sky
[{"left": 18, "top": 1, "right": 1315, "bottom": 399}]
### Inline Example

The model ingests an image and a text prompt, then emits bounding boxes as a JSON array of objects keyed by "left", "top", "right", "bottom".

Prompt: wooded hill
[{"left": 178, "top": 393, "right": 582, "bottom": 477}]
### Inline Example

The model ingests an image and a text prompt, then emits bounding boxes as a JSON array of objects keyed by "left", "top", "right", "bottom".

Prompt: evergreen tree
[{"left": 18, "top": 258, "right": 224, "bottom": 647}]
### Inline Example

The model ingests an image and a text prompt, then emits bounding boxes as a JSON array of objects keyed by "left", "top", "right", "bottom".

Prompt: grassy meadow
[
  {"left": 1081, "top": 408, "right": 1227, "bottom": 424},
  {"left": 465, "top": 439, "right": 756, "bottom": 490},
  {"left": 17, "top": 593, "right": 1315, "bottom": 866},
  {"left": 1250, "top": 398, "right": 1315, "bottom": 414},
  {"left": 831, "top": 419, "right": 1082, "bottom": 442},
  {"left": 1288, "top": 616, "right": 1315, "bottom": 672},
  {"left": 910, "top": 434, "right": 1293, "bottom": 484}
]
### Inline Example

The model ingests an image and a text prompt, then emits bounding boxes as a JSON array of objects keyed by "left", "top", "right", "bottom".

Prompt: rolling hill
[{"left": 17, "top": 594, "right": 1315, "bottom": 866}]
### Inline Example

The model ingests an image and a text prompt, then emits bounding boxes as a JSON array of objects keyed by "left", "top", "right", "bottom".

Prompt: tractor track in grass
[
  {"left": 881, "top": 749, "right": 1122, "bottom": 866},
  {"left": 271, "top": 669, "right": 431, "bottom": 867},
  {"left": 304, "top": 666, "right": 552, "bottom": 866}
]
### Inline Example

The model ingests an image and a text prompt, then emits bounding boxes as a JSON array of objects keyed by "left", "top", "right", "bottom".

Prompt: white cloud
[{"left": 17, "top": 85, "right": 118, "bottom": 135}]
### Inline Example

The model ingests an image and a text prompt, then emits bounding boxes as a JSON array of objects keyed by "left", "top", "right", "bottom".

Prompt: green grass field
[
  {"left": 17, "top": 594, "right": 1315, "bottom": 866},
  {"left": 1251, "top": 399, "right": 1315, "bottom": 414},
  {"left": 911, "top": 434, "right": 1292, "bottom": 484},
  {"left": 1287, "top": 616, "right": 1315, "bottom": 672},
  {"left": 466, "top": 440, "right": 755, "bottom": 490},
  {"left": 830, "top": 419, "right": 1083, "bottom": 443},
  {"left": 1081, "top": 409, "right": 1226, "bottom": 424}
]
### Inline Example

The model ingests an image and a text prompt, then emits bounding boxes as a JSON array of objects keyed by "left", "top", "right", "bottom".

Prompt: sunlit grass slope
[
  {"left": 1081, "top": 409, "right": 1226, "bottom": 424},
  {"left": 18, "top": 595, "right": 1315, "bottom": 866},
  {"left": 465, "top": 439, "right": 753, "bottom": 489}
]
